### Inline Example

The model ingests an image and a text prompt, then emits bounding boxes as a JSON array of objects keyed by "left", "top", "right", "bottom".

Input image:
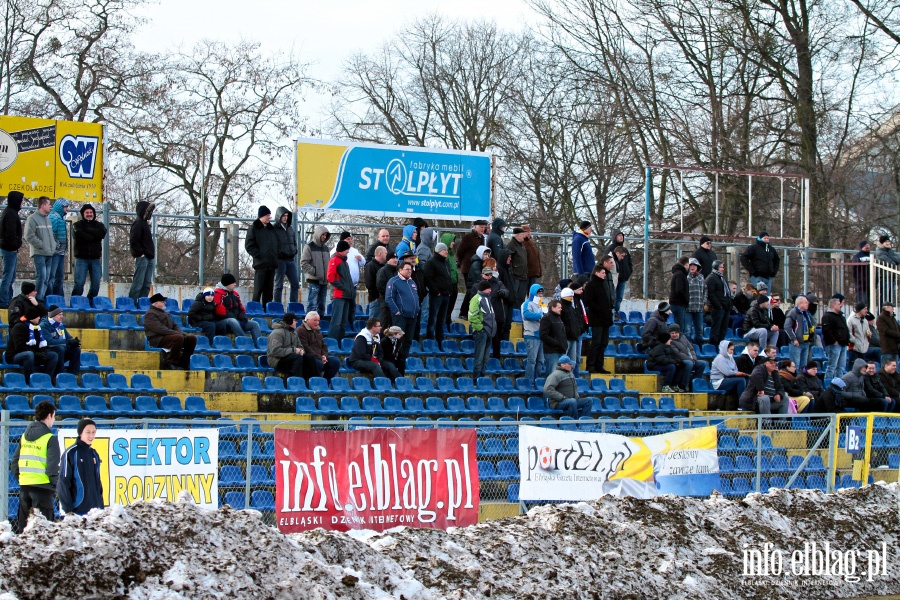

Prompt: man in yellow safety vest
[{"left": 10, "top": 400, "right": 59, "bottom": 533}]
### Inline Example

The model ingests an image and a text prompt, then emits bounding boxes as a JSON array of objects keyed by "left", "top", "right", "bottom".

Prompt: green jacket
[{"left": 543, "top": 366, "right": 579, "bottom": 408}]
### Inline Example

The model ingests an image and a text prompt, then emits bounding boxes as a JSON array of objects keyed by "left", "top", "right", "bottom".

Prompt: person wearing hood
[
  {"left": 6, "top": 304, "right": 58, "bottom": 383},
  {"left": 394, "top": 224, "right": 418, "bottom": 261},
  {"left": 710, "top": 341, "right": 748, "bottom": 398},
  {"left": 11, "top": 400, "right": 59, "bottom": 533},
  {"left": 521, "top": 225, "right": 542, "bottom": 285},
  {"left": 685, "top": 257, "right": 707, "bottom": 344},
  {"left": 348, "top": 317, "right": 399, "bottom": 380},
  {"left": 739, "top": 357, "right": 788, "bottom": 415},
  {"left": 245, "top": 205, "right": 279, "bottom": 305},
  {"left": 487, "top": 217, "right": 507, "bottom": 261},
  {"left": 840, "top": 358, "right": 882, "bottom": 411},
  {"left": 876, "top": 302, "right": 900, "bottom": 363},
  {"left": 41, "top": 304, "right": 81, "bottom": 377},
  {"left": 740, "top": 231, "right": 780, "bottom": 292},
  {"left": 467, "top": 246, "right": 491, "bottom": 289},
  {"left": 605, "top": 230, "right": 632, "bottom": 313},
  {"left": 440, "top": 232, "right": 458, "bottom": 328},
  {"left": 506, "top": 228, "right": 529, "bottom": 307},
  {"left": 299, "top": 225, "right": 331, "bottom": 314},
  {"left": 571, "top": 220, "right": 595, "bottom": 277},
  {"left": 422, "top": 241, "right": 453, "bottom": 346},
  {"left": 455, "top": 220, "right": 488, "bottom": 283},
  {"left": 668, "top": 256, "right": 690, "bottom": 331},
  {"left": 706, "top": 260, "right": 733, "bottom": 346},
  {"left": 273, "top": 207, "right": 300, "bottom": 304},
  {"left": 852, "top": 240, "right": 870, "bottom": 305},
  {"left": 822, "top": 297, "right": 850, "bottom": 381},
  {"left": 414, "top": 227, "right": 435, "bottom": 329},
  {"left": 47, "top": 198, "right": 69, "bottom": 296},
  {"left": 72, "top": 203, "right": 107, "bottom": 300},
  {"left": 415, "top": 227, "right": 437, "bottom": 264},
  {"left": 0, "top": 191, "right": 24, "bottom": 307},
  {"left": 267, "top": 312, "right": 312, "bottom": 378},
  {"left": 522, "top": 283, "right": 546, "bottom": 381},
  {"left": 641, "top": 302, "right": 671, "bottom": 350},
  {"left": 212, "top": 273, "right": 262, "bottom": 340},
  {"left": 25, "top": 196, "right": 56, "bottom": 302},
  {"left": 128, "top": 200, "right": 156, "bottom": 301},
  {"left": 692, "top": 235, "right": 717, "bottom": 277},
  {"left": 57, "top": 418, "right": 104, "bottom": 516}
]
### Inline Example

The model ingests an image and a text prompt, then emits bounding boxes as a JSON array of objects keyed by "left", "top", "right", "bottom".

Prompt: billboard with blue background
[{"left": 295, "top": 139, "right": 491, "bottom": 220}]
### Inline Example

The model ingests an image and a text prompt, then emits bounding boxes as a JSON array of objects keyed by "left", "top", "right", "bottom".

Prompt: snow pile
[{"left": 0, "top": 485, "right": 898, "bottom": 599}]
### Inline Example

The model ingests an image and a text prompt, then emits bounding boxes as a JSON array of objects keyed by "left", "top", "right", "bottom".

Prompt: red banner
[{"left": 274, "top": 428, "right": 480, "bottom": 533}]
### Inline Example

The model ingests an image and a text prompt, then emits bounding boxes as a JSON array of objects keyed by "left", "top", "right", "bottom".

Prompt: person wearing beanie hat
[
  {"left": 875, "top": 234, "right": 900, "bottom": 275},
  {"left": 245, "top": 204, "right": 278, "bottom": 306},
  {"left": 0, "top": 191, "right": 24, "bottom": 308},
  {"left": 685, "top": 256, "right": 707, "bottom": 344},
  {"left": 326, "top": 237, "right": 355, "bottom": 342},
  {"left": 822, "top": 296, "right": 851, "bottom": 381},
  {"left": 572, "top": 220, "right": 594, "bottom": 277},
  {"left": 128, "top": 199, "right": 156, "bottom": 301},
  {"left": 188, "top": 286, "right": 222, "bottom": 344},
  {"left": 640, "top": 301, "right": 672, "bottom": 350},
  {"left": 41, "top": 300, "right": 81, "bottom": 378},
  {"left": 542, "top": 353, "right": 591, "bottom": 419},
  {"left": 57, "top": 417, "right": 103, "bottom": 515},
  {"left": 273, "top": 206, "right": 300, "bottom": 305},
  {"left": 422, "top": 239, "right": 453, "bottom": 346},
  {"left": 743, "top": 293, "right": 778, "bottom": 350},
  {"left": 740, "top": 229, "right": 780, "bottom": 292},
  {"left": 221, "top": 273, "right": 237, "bottom": 286},
  {"left": 6, "top": 301, "right": 58, "bottom": 385},
  {"left": 434, "top": 242, "right": 448, "bottom": 254},
  {"left": 332, "top": 233, "right": 365, "bottom": 322},
  {"left": 144, "top": 292, "right": 197, "bottom": 370},
  {"left": 212, "top": 274, "right": 262, "bottom": 342},
  {"left": 646, "top": 330, "right": 682, "bottom": 392},
  {"left": 852, "top": 240, "right": 871, "bottom": 305},
  {"left": 8, "top": 280, "right": 41, "bottom": 325},
  {"left": 72, "top": 203, "right": 107, "bottom": 300},
  {"left": 692, "top": 234, "right": 717, "bottom": 277},
  {"left": 602, "top": 230, "right": 632, "bottom": 314}
]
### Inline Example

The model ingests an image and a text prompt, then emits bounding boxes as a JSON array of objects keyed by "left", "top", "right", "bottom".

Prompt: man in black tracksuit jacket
[
  {"left": 72, "top": 203, "right": 107, "bottom": 299},
  {"left": 0, "top": 190, "right": 24, "bottom": 308},
  {"left": 128, "top": 200, "right": 156, "bottom": 301}
]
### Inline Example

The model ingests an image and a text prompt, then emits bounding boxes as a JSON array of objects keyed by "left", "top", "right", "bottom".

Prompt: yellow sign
[{"left": 0, "top": 115, "right": 103, "bottom": 201}]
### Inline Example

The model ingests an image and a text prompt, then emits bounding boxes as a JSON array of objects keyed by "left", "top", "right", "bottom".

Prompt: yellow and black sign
[{"left": 0, "top": 115, "right": 103, "bottom": 201}]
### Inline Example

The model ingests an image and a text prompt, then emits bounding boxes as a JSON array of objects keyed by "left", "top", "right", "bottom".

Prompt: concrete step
[
  {"left": 92, "top": 350, "right": 162, "bottom": 370},
  {"left": 114, "top": 370, "right": 207, "bottom": 393}
]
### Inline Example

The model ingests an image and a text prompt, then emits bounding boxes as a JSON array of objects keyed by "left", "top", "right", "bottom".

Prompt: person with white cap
[
  {"left": 187, "top": 286, "right": 222, "bottom": 344},
  {"left": 542, "top": 355, "right": 591, "bottom": 419},
  {"left": 686, "top": 257, "right": 707, "bottom": 344}
]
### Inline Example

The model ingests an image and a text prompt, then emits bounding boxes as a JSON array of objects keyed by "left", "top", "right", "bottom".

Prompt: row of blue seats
[
  {"left": 719, "top": 434, "right": 786, "bottom": 453},
  {"left": 3, "top": 394, "right": 218, "bottom": 418},
  {"left": 340, "top": 415, "right": 690, "bottom": 435},
  {"left": 219, "top": 439, "right": 276, "bottom": 460},
  {"left": 718, "top": 454, "right": 826, "bottom": 473},
  {"left": 0, "top": 351, "right": 110, "bottom": 372},
  {"left": 193, "top": 354, "right": 529, "bottom": 376},
  {"left": 717, "top": 473, "right": 873, "bottom": 496},
  {"left": 0, "top": 372, "right": 163, "bottom": 396}
]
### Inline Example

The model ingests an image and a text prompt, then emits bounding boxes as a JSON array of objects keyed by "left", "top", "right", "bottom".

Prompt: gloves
[
  {"left": 69, "top": 337, "right": 81, "bottom": 347},
  {"left": 26, "top": 339, "right": 36, "bottom": 346},
  {"left": 39, "top": 340, "right": 47, "bottom": 348}
]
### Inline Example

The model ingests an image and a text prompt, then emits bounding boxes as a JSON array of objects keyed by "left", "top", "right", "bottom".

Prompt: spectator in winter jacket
[
  {"left": 692, "top": 235, "right": 717, "bottom": 277},
  {"left": 299, "top": 225, "right": 331, "bottom": 314},
  {"left": 731, "top": 282, "right": 756, "bottom": 330},
  {"left": 57, "top": 419, "right": 104, "bottom": 515},
  {"left": 878, "top": 359, "right": 900, "bottom": 402},
  {"left": 245, "top": 206, "right": 279, "bottom": 306},
  {"left": 71, "top": 203, "right": 107, "bottom": 300},
  {"left": 487, "top": 217, "right": 507, "bottom": 264},
  {"left": 740, "top": 231, "right": 780, "bottom": 292},
  {"left": 415, "top": 227, "right": 437, "bottom": 265},
  {"left": 668, "top": 256, "right": 690, "bottom": 330},
  {"left": 393, "top": 224, "right": 418, "bottom": 261},
  {"left": 469, "top": 280, "right": 496, "bottom": 379},
  {"left": 540, "top": 299, "right": 569, "bottom": 375},
  {"left": 641, "top": 302, "right": 672, "bottom": 350},
  {"left": 710, "top": 340, "right": 748, "bottom": 398},
  {"left": 820, "top": 377, "right": 847, "bottom": 412},
  {"left": 8, "top": 281, "right": 40, "bottom": 326},
  {"left": 705, "top": 260, "right": 733, "bottom": 346},
  {"left": 571, "top": 221, "right": 595, "bottom": 278},
  {"left": 365, "top": 246, "right": 387, "bottom": 319},
  {"left": 128, "top": 200, "right": 155, "bottom": 301},
  {"left": 273, "top": 207, "right": 299, "bottom": 304},
  {"left": 822, "top": 298, "right": 850, "bottom": 381},
  {"left": 376, "top": 253, "right": 399, "bottom": 328},
  {"left": 188, "top": 287, "right": 223, "bottom": 343},
  {"left": 739, "top": 358, "right": 788, "bottom": 414},
  {"left": 848, "top": 302, "right": 881, "bottom": 365},
  {"left": 41, "top": 305, "right": 80, "bottom": 377},
  {"left": 456, "top": 220, "right": 488, "bottom": 282},
  {"left": 0, "top": 191, "right": 24, "bottom": 308},
  {"left": 10, "top": 400, "right": 58, "bottom": 533},
  {"left": 522, "top": 284, "right": 546, "bottom": 381},
  {"left": 605, "top": 230, "right": 632, "bottom": 313},
  {"left": 876, "top": 303, "right": 900, "bottom": 362},
  {"left": 800, "top": 362, "right": 824, "bottom": 404},
  {"left": 423, "top": 242, "right": 453, "bottom": 346},
  {"left": 295, "top": 311, "right": 340, "bottom": 381},
  {"left": 267, "top": 312, "right": 312, "bottom": 378},
  {"left": 778, "top": 360, "right": 812, "bottom": 413},
  {"left": 875, "top": 235, "right": 900, "bottom": 266},
  {"left": 734, "top": 342, "right": 763, "bottom": 375},
  {"left": 784, "top": 295, "right": 815, "bottom": 373},
  {"left": 685, "top": 258, "right": 707, "bottom": 343},
  {"left": 647, "top": 332, "right": 683, "bottom": 393},
  {"left": 386, "top": 262, "right": 419, "bottom": 357},
  {"left": 348, "top": 318, "right": 400, "bottom": 380},
  {"left": 47, "top": 199, "right": 69, "bottom": 296},
  {"left": 440, "top": 232, "right": 459, "bottom": 328},
  {"left": 6, "top": 304, "right": 58, "bottom": 384},
  {"left": 365, "top": 228, "right": 393, "bottom": 262},
  {"left": 466, "top": 246, "right": 491, "bottom": 289},
  {"left": 332, "top": 231, "right": 365, "bottom": 323},
  {"left": 520, "top": 225, "right": 542, "bottom": 285},
  {"left": 506, "top": 228, "right": 529, "bottom": 307},
  {"left": 743, "top": 295, "right": 778, "bottom": 348},
  {"left": 583, "top": 260, "right": 615, "bottom": 373},
  {"left": 840, "top": 358, "right": 883, "bottom": 411},
  {"left": 852, "top": 240, "right": 871, "bottom": 305},
  {"left": 543, "top": 355, "right": 590, "bottom": 419},
  {"left": 668, "top": 324, "right": 706, "bottom": 392},
  {"left": 381, "top": 325, "right": 407, "bottom": 380},
  {"left": 25, "top": 196, "right": 56, "bottom": 302},
  {"left": 144, "top": 293, "right": 197, "bottom": 370},
  {"left": 212, "top": 274, "right": 262, "bottom": 340},
  {"left": 471, "top": 266, "right": 510, "bottom": 359},
  {"left": 560, "top": 287, "right": 586, "bottom": 378},
  {"left": 864, "top": 362, "right": 895, "bottom": 411},
  {"left": 326, "top": 240, "right": 355, "bottom": 341}
]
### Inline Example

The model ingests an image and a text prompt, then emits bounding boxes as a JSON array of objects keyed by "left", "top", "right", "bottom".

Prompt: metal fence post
[
  {"left": 0, "top": 409, "right": 8, "bottom": 521},
  {"left": 826, "top": 414, "right": 836, "bottom": 493},
  {"left": 754, "top": 415, "right": 762, "bottom": 492},
  {"left": 244, "top": 428, "right": 253, "bottom": 509}
]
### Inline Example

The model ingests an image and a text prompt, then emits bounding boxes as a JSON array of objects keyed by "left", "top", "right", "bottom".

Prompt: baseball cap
[{"left": 557, "top": 356, "right": 575, "bottom": 366}]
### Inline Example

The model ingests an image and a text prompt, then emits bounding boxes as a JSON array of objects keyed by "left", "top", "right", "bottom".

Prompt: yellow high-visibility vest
[{"left": 18, "top": 432, "right": 53, "bottom": 486}]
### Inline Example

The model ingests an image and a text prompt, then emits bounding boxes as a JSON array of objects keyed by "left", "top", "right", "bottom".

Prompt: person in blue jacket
[
  {"left": 571, "top": 220, "right": 595, "bottom": 277},
  {"left": 393, "top": 224, "right": 418, "bottom": 260},
  {"left": 57, "top": 418, "right": 104, "bottom": 515},
  {"left": 41, "top": 304, "right": 81, "bottom": 377}
]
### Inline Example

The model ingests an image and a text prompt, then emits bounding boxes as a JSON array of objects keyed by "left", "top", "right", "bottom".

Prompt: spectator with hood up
[
  {"left": 0, "top": 191, "right": 24, "bottom": 308},
  {"left": 273, "top": 206, "right": 300, "bottom": 304},
  {"left": 47, "top": 198, "right": 69, "bottom": 296},
  {"left": 299, "top": 225, "right": 331, "bottom": 314},
  {"left": 710, "top": 340, "right": 748, "bottom": 398},
  {"left": 128, "top": 200, "right": 155, "bottom": 301},
  {"left": 604, "top": 230, "right": 632, "bottom": 313},
  {"left": 487, "top": 217, "right": 507, "bottom": 262},
  {"left": 440, "top": 232, "right": 458, "bottom": 327},
  {"left": 72, "top": 203, "right": 107, "bottom": 300},
  {"left": 393, "top": 224, "right": 418, "bottom": 261}
]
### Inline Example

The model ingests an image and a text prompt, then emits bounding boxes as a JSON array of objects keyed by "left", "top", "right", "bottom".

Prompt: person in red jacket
[
  {"left": 213, "top": 273, "right": 262, "bottom": 340},
  {"left": 326, "top": 240, "right": 355, "bottom": 341}
]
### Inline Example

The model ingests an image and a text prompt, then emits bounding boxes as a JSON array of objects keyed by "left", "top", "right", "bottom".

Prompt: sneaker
[{"left": 660, "top": 385, "right": 673, "bottom": 393}]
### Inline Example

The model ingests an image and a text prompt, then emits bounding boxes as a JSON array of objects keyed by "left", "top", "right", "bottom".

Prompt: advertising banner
[
  {"left": 519, "top": 425, "right": 719, "bottom": 500},
  {"left": 0, "top": 115, "right": 103, "bottom": 201},
  {"left": 295, "top": 138, "right": 491, "bottom": 220},
  {"left": 59, "top": 429, "right": 219, "bottom": 508},
  {"left": 275, "top": 427, "right": 479, "bottom": 533}
]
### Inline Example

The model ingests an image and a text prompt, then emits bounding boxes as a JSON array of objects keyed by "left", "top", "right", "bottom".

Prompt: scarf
[{"left": 28, "top": 323, "right": 40, "bottom": 344}]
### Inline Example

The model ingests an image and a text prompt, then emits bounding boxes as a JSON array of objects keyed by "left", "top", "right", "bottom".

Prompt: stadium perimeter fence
[{"left": 1, "top": 413, "right": 898, "bottom": 528}]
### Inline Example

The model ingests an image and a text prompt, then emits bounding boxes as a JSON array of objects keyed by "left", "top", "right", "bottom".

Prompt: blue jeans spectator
[
  {"left": 129, "top": 256, "right": 154, "bottom": 301},
  {"left": 557, "top": 397, "right": 591, "bottom": 419},
  {"left": 472, "top": 329, "right": 490, "bottom": 379},
  {"left": 715, "top": 376, "right": 747, "bottom": 398},
  {"left": 567, "top": 339, "right": 582, "bottom": 378},
  {"left": 615, "top": 281, "right": 627, "bottom": 314},
  {"left": 749, "top": 275, "right": 772, "bottom": 292},
  {"left": 419, "top": 295, "right": 430, "bottom": 339},
  {"left": 368, "top": 299, "right": 383, "bottom": 323},
  {"left": 220, "top": 317, "right": 262, "bottom": 341},
  {"left": 33, "top": 254, "right": 53, "bottom": 302},
  {"left": 825, "top": 343, "right": 848, "bottom": 381},
  {"left": 312, "top": 356, "right": 341, "bottom": 381},
  {"left": 686, "top": 311, "right": 704, "bottom": 344},
  {"left": 524, "top": 336, "right": 544, "bottom": 382},
  {"left": 426, "top": 294, "right": 449, "bottom": 346},
  {"left": 789, "top": 342, "right": 810, "bottom": 372},
  {"left": 72, "top": 258, "right": 102, "bottom": 299},
  {"left": 656, "top": 363, "right": 678, "bottom": 387},
  {"left": 306, "top": 281, "right": 327, "bottom": 314},
  {"left": 679, "top": 359, "right": 706, "bottom": 391},
  {"left": 543, "top": 352, "right": 561, "bottom": 378},
  {"left": 744, "top": 327, "right": 777, "bottom": 348},
  {"left": 0, "top": 248, "right": 17, "bottom": 307},
  {"left": 671, "top": 305, "right": 687, "bottom": 331},
  {"left": 195, "top": 320, "right": 224, "bottom": 344},
  {"left": 274, "top": 259, "right": 300, "bottom": 304},
  {"left": 11, "top": 350, "right": 59, "bottom": 384},
  {"left": 327, "top": 297, "right": 351, "bottom": 341},
  {"left": 49, "top": 254, "right": 65, "bottom": 296}
]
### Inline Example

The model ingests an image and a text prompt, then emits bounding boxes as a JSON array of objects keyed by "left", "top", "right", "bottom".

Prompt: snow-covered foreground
[{"left": 1, "top": 485, "right": 899, "bottom": 599}]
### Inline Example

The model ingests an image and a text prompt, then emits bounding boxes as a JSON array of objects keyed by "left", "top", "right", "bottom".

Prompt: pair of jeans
[
  {"left": 195, "top": 320, "right": 225, "bottom": 344},
  {"left": 756, "top": 394, "right": 788, "bottom": 415},
  {"left": 709, "top": 308, "right": 729, "bottom": 347},
  {"left": 670, "top": 304, "right": 687, "bottom": 331},
  {"left": 543, "top": 352, "right": 561, "bottom": 377},
  {"left": 825, "top": 344, "right": 848, "bottom": 381},
  {"left": 33, "top": 254, "right": 53, "bottom": 302},
  {"left": 686, "top": 311, "right": 704, "bottom": 344},
  {"left": 368, "top": 300, "right": 383, "bottom": 322},
  {"left": 848, "top": 348, "right": 882, "bottom": 365},
  {"left": 12, "top": 349, "right": 59, "bottom": 384},
  {"left": 556, "top": 397, "right": 591, "bottom": 419},
  {"left": 524, "top": 336, "right": 544, "bottom": 382},
  {"left": 49, "top": 254, "right": 65, "bottom": 296},
  {"left": 312, "top": 356, "right": 341, "bottom": 381},
  {"left": 566, "top": 339, "right": 582, "bottom": 378},
  {"left": 72, "top": 258, "right": 101, "bottom": 298},
  {"left": 220, "top": 317, "right": 261, "bottom": 341},
  {"left": 418, "top": 295, "right": 430, "bottom": 340},
  {"left": 657, "top": 363, "right": 677, "bottom": 387},
  {"left": 252, "top": 268, "right": 275, "bottom": 306},
  {"left": 306, "top": 281, "right": 328, "bottom": 314},
  {"left": 679, "top": 359, "right": 706, "bottom": 391},
  {"left": 472, "top": 329, "right": 490, "bottom": 379},
  {"left": 327, "top": 297, "right": 351, "bottom": 341},
  {"left": 749, "top": 276, "right": 772, "bottom": 292},
  {"left": 615, "top": 281, "right": 627, "bottom": 313},
  {"left": 715, "top": 376, "right": 747, "bottom": 398},
  {"left": 274, "top": 259, "right": 300, "bottom": 304},
  {"left": 129, "top": 256, "right": 155, "bottom": 300},
  {"left": 351, "top": 359, "right": 385, "bottom": 379},
  {"left": 789, "top": 342, "right": 810, "bottom": 372},
  {"left": 425, "top": 294, "right": 450, "bottom": 345},
  {"left": 0, "top": 248, "right": 18, "bottom": 307}
]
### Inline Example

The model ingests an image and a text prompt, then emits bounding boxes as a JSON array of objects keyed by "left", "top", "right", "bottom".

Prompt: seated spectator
[
  {"left": 294, "top": 311, "right": 340, "bottom": 381},
  {"left": 40, "top": 305, "right": 81, "bottom": 377},
  {"left": 864, "top": 361, "right": 895, "bottom": 412},
  {"left": 710, "top": 341, "right": 748, "bottom": 398},
  {"left": 213, "top": 273, "right": 262, "bottom": 340},
  {"left": 743, "top": 295, "right": 778, "bottom": 348},
  {"left": 6, "top": 305, "right": 58, "bottom": 383},
  {"left": 848, "top": 302, "right": 881, "bottom": 365},
  {"left": 8, "top": 281, "right": 41, "bottom": 325},
  {"left": 777, "top": 360, "right": 812, "bottom": 413},
  {"left": 667, "top": 324, "right": 706, "bottom": 392},
  {"left": 839, "top": 358, "right": 883, "bottom": 412},
  {"left": 731, "top": 282, "right": 756, "bottom": 331},
  {"left": 144, "top": 293, "right": 197, "bottom": 370},
  {"left": 739, "top": 357, "right": 788, "bottom": 415},
  {"left": 878, "top": 358, "right": 900, "bottom": 401},
  {"left": 348, "top": 318, "right": 401, "bottom": 380},
  {"left": 266, "top": 312, "right": 312, "bottom": 378},
  {"left": 763, "top": 345, "right": 778, "bottom": 361},
  {"left": 647, "top": 332, "right": 684, "bottom": 393},
  {"left": 800, "top": 362, "right": 824, "bottom": 405},
  {"left": 543, "top": 355, "right": 590, "bottom": 419},
  {"left": 381, "top": 326, "right": 406, "bottom": 380},
  {"left": 820, "top": 377, "right": 847, "bottom": 412},
  {"left": 641, "top": 301, "right": 671, "bottom": 350},
  {"left": 187, "top": 287, "right": 222, "bottom": 344},
  {"left": 735, "top": 342, "right": 763, "bottom": 375}
]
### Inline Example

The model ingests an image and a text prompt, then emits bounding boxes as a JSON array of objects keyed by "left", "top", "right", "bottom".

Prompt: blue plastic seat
[
  {"left": 340, "top": 396, "right": 363, "bottom": 414},
  {"left": 185, "top": 396, "right": 219, "bottom": 417},
  {"left": 331, "top": 377, "right": 351, "bottom": 393},
  {"left": 219, "top": 466, "right": 246, "bottom": 487},
  {"left": 250, "top": 490, "right": 275, "bottom": 510},
  {"left": 191, "top": 354, "right": 212, "bottom": 370},
  {"left": 263, "top": 376, "right": 287, "bottom": 393},
  {"left": 223, "top": 491, "right": 246, "bottom": 509},
  {"left": 84, "top": 395, "right": 111, "bottom": 415},
  {"left": 266, "top": 302, "right": 285, "bottom": 315},
  {"left": 241, "top": 376, "right": 263, "bottom": 392},
  {"left": 352, "top": 377, "right": 374, "bottom": 393},
  {"left": 91, "top": 296, "right": 117, "bottom": 312},
  {"left": 160, "top": 396, "right": 188, "bottom": 415},
  {"left": 57, "top": 395, "right": 84, "bottom": 417},
  {"left": 135, "top": 396, "right": 161, "bottom": 416},
  {"left": 245, "top": 301, "right": 265, "bottom": 316},
  {"left": 362, "top": 396, "right": 384, "bottom": 413},
  {"left": 131, "top": 374, "right": 165, "bottom": 393},
  {"left": 109, "top": 396, "right": 135, "bottom": 416},
  {"left": 94, "top": 313, "right": 120, "bottom": 330}
]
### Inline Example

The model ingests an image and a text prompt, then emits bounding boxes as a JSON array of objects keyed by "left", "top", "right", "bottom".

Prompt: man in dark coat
[
  {"left": 668, "top": 256, "right": 689, "bottom": 331},
  {"left": 692, "top": 235, "right": 718, "bottom": 277},
  {"left": 583, "top": 261, "right": 615, "bottom": 374},
  {"left": 128, "top": 200, "right": 155, "bottom": 301},
  {"left": 273, "top": 206, "right": 300, "bottom": 304},
  {"left": 539, "top": 299, "right": 568, "bottom": 374},
  {"left": 604, "top": 230, "right": 632, "bottom": 313},
  {"left": 0, "top": 191, "right": 24, "bottom": 308},
  {"left": 740, "top": 231, "right": 780, "bottom": 292},
  {"left": 245, "top": 205, "right": 279, "bottom": 305},
  {"left": 423, "top": 242, "right": 453, "bottom": 346},
  {"left": 876, "top": 303, "right": 900, "bottom": 363},
  {"left": 852, "top": 240, "right": 871, "bottom": 305},
  {"left": 705, "top": 260, "right": 733, "bottom": 346},
  {"left": 641, "top": 302, "right": 671, "bottom": 350},
  {"left": 739, "top": 357, "right": 788, "bottom": 414},
  {"left": 144, "top": 293, "right": 197, "bottom": 370},
  {"left": 72, "top": 203, "right": 107, "bottom": 300},
  {"left": 376, "top": 252, "right": 399, "bottom": 328}
]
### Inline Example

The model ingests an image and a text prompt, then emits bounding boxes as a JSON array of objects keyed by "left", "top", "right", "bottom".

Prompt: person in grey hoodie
[
  {"left": 24, "top": 196, "right": 55, "bottom": 302},
  {"left": 841, "top": 358, "right": 882, "bottom": 411},
  {"left": 415, "top": 226, "right": 436, "bottom": 329},
  {"left": 10, "top": 400, "right": 59, "bottom": 533},
  {"left": 299, "top": 225, "right": 331, "bottom": 314},
  {"left": 710, "top": 340, "right": 747, "bottom": 398}
]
